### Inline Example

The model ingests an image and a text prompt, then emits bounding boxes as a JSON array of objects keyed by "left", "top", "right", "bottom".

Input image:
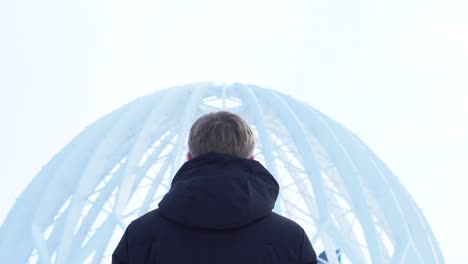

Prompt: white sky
[{"left": 0, "top": 0, "right": 467, "bottom": 262}]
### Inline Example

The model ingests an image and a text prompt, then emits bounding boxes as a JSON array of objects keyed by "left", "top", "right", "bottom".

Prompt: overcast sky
[{"left": 1, "top": 0, "right": 467, "bottom": 262}]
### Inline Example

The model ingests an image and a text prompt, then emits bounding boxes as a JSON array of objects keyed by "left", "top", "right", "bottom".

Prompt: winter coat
[{"left": 112, "top": 152, "right": 317, "bottom": 264}]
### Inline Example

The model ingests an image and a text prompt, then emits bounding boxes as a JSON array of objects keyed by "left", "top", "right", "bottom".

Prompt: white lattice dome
[{"left": 0, "top": 83, "right": 443, "bottom": 263}]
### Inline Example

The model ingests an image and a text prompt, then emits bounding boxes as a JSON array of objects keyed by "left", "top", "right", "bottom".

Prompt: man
[{"left": 112, "top": 111, "right": 317, "bottom": 264}]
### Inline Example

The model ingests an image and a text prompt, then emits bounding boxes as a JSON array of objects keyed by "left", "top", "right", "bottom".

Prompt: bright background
[{"left": 1, "top": 0, "right": 466, "bottom": 262}]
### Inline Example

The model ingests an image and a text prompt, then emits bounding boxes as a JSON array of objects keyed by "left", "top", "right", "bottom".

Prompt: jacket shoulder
[
  {"left": 126, "top": 209, "right": 165, "bottom": 246},
  {"left": 264, "top": 212, "right": 305, "bottom": 233},
  {"left": 248, "top": 212, "right": 307, "bottom": 248},
  {"left": 261, "top": 213, "right": 316, "bottom": 263}
]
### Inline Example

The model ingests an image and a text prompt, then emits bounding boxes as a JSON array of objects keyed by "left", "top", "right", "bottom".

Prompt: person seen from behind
[{"left": 112, "top": 111, "right": 317, "bottom": 264}]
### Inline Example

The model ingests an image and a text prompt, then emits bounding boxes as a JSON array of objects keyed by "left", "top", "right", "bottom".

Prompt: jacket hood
[{"left": 158, "top": 152, "right": 279, "bottom": 230}]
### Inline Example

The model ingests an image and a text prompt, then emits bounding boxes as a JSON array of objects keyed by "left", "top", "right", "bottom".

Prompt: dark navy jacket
[{"left": 112, "top": 152, "right": 317, "bottom": 264}]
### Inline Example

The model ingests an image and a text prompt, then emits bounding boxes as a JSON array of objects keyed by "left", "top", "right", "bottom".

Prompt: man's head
[{"left": 187, "top": 111, "right": 255, "bottom": 160}]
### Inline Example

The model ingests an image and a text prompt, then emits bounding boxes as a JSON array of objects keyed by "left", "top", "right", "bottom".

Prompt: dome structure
[{"left": 0, "top": 83, "right": 443, "bottom": 263}]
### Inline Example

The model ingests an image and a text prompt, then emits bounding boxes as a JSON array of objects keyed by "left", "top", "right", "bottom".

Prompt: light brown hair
[{"left": 188, "top": 111, "right": 255, "bottom": 158}]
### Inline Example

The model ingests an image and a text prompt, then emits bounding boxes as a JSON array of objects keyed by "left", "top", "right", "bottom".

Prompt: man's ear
[
  {"left": 249, "top": 156, "right": 255, "bottom": 160},
  {"left": 187, "top": 152, "right": 193, "bottom": 161}
]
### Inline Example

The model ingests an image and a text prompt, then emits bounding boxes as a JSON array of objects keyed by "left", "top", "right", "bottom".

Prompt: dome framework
[{"left": 0, "top": 83, "right": 443, "bottom": 263}]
